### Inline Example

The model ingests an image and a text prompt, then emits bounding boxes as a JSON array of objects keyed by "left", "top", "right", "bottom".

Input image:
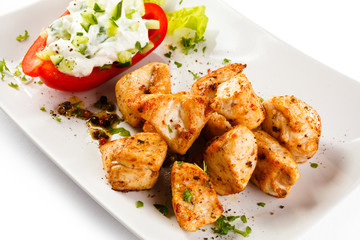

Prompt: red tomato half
[{"left": 22, "top": 3, "right": 167, "bottom": 92}]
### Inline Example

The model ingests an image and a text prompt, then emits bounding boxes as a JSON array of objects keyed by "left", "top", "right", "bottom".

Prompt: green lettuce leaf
[
  {"left": 166, "top": 6, "right": 208, "bottom": 38},
  {"left": 144, "top": 0, "right": 167, "bottom": 6}
]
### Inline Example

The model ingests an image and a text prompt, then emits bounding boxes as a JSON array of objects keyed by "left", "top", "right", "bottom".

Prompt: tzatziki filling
[{"left": 39, "top": 0, "right": 157, "bottom": 77}]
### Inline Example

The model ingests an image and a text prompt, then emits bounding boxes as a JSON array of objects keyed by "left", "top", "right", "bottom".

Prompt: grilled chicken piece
[
  {"left": 115, "top": 63, "right": 171, "bottom": 127},
  {"left": 251, "top": 129, "right": 300, "bottom": 198},
  {"left": 175, "top": 91, "right": 190, "bottom": 95},
  {"left": 202, "top": 112, "right": 232, "bottom": 140},
  {"left": 143, "top": 121, "right": 157, "bottom": 133},
  {"left": 171, "top": 161, "right": 223, "bottom": 232},
  {"left": 261, "top": 95, "right": 321, "bottom": 163},
  {"left": 191, "top": 64, "right": 265, "bottom": 129},
  {"left": 203, "top": 125, "right": 257, "bottom": 195},
  {"left": 191, "top": 63, "right": 247, "bottom": 98},
  {"left": 211, "top": 73, "right": 265, "bottom": 129},
  {"left": 127, "top": 94, "right": 213, "bottom": 155},
  {"left": 99, "top": 133, "right": 167, "bottom": 191},
  {"left": 142, "top": 92, "right": 191, "bottom": 134}
]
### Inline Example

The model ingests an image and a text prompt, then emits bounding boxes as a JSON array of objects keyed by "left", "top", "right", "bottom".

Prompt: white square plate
[{"left": 1, "top": 0, "right": 360, "bottom": 239}]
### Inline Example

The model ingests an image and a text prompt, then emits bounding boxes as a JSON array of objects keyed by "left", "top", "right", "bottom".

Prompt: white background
[{"left": 1, "top": 0, "right": 359, "bottom": 239}]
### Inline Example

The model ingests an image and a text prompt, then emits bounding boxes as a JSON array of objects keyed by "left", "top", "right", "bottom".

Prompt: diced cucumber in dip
[{"left": 42, "top": 0, "right": 157, "bottom": 77}]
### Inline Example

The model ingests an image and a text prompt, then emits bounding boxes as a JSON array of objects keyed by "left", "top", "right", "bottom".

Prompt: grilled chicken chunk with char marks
[
  {"left": 115, "top": 63, "right": 171, "bottom": 128},
  {"left": 127, "top": 94, "right": 213, "bottom": 155},
  {"left": 211, "top": 73, "right": 265, "bottom": 129},
  {"left": 142, "top": 92, "right": 190, "bottom": 133},
  {"left": 251, "top": 129, "right": 300, "bottom": 198},
  {"left": 191, "top": 63, "right": 265, "bottom": 129},
  {"left": 143, "top": 120, "right": 157, "bottom": 133},
  {"left": 171, "top": 162, "right": 223, "bottom": 232},
  {"left": 203, "top": 125, "right": 257, "bottom": 195},
  {"left": 261, "top": 95, "right": 321, "bottom": 163},
  {"left": 202, "top": 112, "right": 232, "bottom": 140},
  {"left": 99, "top": 133, "right": 167, "bottom": 191},
  {"left": 191, "top": 63, "right": 247, "bottom": 98}
]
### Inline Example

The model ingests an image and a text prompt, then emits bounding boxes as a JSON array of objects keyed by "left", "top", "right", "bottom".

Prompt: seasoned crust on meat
[
  {"left": 261, "top": 95, "right": 321, "bottom": 163},
  {"left": 127, "top": 94, "right": 213, "bottom": 155},
  {"left": 143, "top": 121, "right": 157, "bottom": 133},
  {"left": 203, "top": 125, "right": 257, "bottom": 195},
  {"left": 191, "top": 63, "right": 247, "bottom": 98},
  {"left": 211, "top": 73, "right": 265, "bottom": 129},
  {"left": 115, "top": 63, "right": 171, "bottom": 128},
  {"left": 191, "top": 63, "right": 265, "bottom": 129},
  {"left": 202, "top": 112, "right": 232, "bottom": 140},
  {"left": 251, "top": 129, "right": 300, "bottom": 198},
  {"left": 99, "top": 133, "right": 168, "bottom": 191},
  {"left": 171, "top": 162, "right": 223, "bottom": 232}
]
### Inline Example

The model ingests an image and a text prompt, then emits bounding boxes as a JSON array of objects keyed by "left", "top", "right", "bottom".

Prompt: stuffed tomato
[{"left": 22, "top": 0, "right": 167, "bottom": 92}]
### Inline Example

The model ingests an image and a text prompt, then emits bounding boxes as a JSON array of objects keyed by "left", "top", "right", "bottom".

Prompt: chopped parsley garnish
[
  {"left": 0, "top": 58, "right": 10, "bottom": 80},
  {"left": 212, "top": 215, "right": 251, "bottom": 237},
  {"left": 177, "top": 161, "right": 183, "bottom": 166},
  {"left": 180, "top": 37, "right": 194, "bottom": 55},
  {"left": 234, "top": 226, "right": 252, "bottom": 237},
  {"left": 188, "top": 70, "right": 199, "bottom": 80},
  {"left": 223, "top": 58, "right": 231, "bottom": 64},
  {"left": 183, "top": 188, "right": 193, "bottom": 203},
  {"left": 310, "top": 163, "right": 319, "bottom": 168},
  {"left": 168, "top": 124, "right": 173, "bottom": 133},
  {"left": 38, "top": 80, "right": 43, "bottom": 85},
  {"left": 154, "top": 204, "right": 169, "bottom": 217},
  {"left": 212, "top": 216, "right": 233, "bottom": 235},
  {"left": 72, "top": 101, "right": 82, "bottom": 109},
  {"left": 40, "top": 106, "right": 46, "bottom": 112},
  {"left": 21, "top": 75, "right": 28, "bottom": 82},
  {"left": 174, "top": 61, "right": 182, "bottom": 68},
  {"left": 136, "top": 201, "right": 144, "bottom": 208},
  {"left": 240, "top": 215, "right": 247, "bottom": 223},
  {"left": 202, "top": 46, "right": 207, "bottom": 53},
  {"left": 1, "top": 60, "right": 32, "bottom": 83},
  {"left": 260, "top": 97, "right": 264, "bottom": 103},
  {"left": 164, "top": 51, "right": 172, "bottom": 58},
  {"left": 54, "top": 116, "right": 62, "bottom": 122},
  {"left": 169, "top": 45, "right": 177, "bottom": 51},
  {"left": 180, "top": 33, "right": 205, "bottom": 55},
  {"left": 226, "top": 216, "right": 240, "bottom": 222},
  {"left": 179, "top": 0, "right": 183, "bottom": 4},
  {"left": 257, "top": 202, "right": 266, "bottom": 207},
  {"left": 8, "top": 82, "right": 18, "bottom": 89},
  {"left": 13, "top": 63, "right": 22, "bottom": 77},
  {"left": 16, "top": 30, "right": 29, "bottom": 42},
  {"left": 109, "top": 127, "right": 131, "bottom": 136}
]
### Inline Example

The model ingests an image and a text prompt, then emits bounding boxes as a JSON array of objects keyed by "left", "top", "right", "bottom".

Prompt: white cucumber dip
[{"left": 39, "top": 0, "right": 158, "bottom": 77}]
